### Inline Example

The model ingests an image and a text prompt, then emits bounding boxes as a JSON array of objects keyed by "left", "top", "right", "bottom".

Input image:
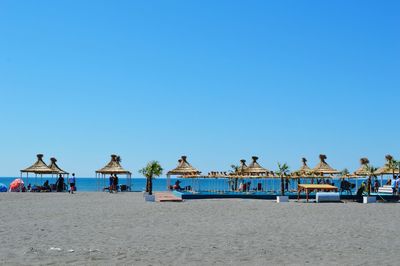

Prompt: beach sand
[{"left": 0, "top": 192, "right": 399, "bottom": 265}]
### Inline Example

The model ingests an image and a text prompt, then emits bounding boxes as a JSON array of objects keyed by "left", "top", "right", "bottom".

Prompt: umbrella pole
[{"left": 166, "top": 174, "right": 170, "bottom": 191}]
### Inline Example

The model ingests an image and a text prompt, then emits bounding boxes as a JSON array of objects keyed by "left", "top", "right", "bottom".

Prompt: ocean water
[
  {"left": 0, "top": 176, "right": 383, "bottom": 193},
  {"left": 0, "top": 177, "right": 167, "bottom": 192}
]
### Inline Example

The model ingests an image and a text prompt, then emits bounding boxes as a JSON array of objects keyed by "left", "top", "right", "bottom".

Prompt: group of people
[
  {"left": 26, "top": 174, "right": 76, "bottom": 193},
  {"left": 169, "top": 180, "right": 191, "bottom": 191},
  {"left": 109, "top": 174, "right": 119, "bottom": 193}
]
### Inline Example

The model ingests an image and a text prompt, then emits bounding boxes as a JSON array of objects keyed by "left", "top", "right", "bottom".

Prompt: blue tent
[{"left": 0, "top": 183, "right": 7, "bottom": 192}]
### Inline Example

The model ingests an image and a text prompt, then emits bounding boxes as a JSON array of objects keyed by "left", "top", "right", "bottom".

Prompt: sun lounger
[{"left": 378, "top": 185, "right": 393, "bottom": 194}]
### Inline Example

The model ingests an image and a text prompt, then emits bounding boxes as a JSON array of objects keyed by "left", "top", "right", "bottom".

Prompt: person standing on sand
[
  {"left": 55, "top": 174, "right": 64, "bottom": 192},
  {"left": 68, "top": 173, "right": 76, "bottom": 194},
  {"left": 109, "top": 174, "right": 114, "bottom": 193},
  {"left": 374, "top": 179, "right": 380, "bottom": 193},
  {"left": 391, "top": 176, "right": 397, "bottom": 195},
  {"left": 113, "top": 174, "right": 119, "bottom": 193}
]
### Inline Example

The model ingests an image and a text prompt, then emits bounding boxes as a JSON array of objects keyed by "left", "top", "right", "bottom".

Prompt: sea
[{"left": 0, "top": 176, "right": 382, "bottom": 193}]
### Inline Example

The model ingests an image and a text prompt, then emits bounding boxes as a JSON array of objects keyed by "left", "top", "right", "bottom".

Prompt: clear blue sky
[{"left": 0, "top": 0, "right": 399, "bottom": 176}]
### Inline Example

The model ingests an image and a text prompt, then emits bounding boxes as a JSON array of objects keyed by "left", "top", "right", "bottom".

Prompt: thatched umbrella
[
  {"left": 21, "top": 154, "right": 54, "bottom": 175},
  {"left": 237, "top": 159, "right": 248, "bottom": 174},
  {"left": 237, "top": 156, "right": 271, "bottom": 193},
  {"left": 375, "top": 154, "right": 400, "bottom": 176},
  {"left": 167, "top": 156, "right": 201, "bottom": 191},
  {"left": 48, "top": 157, "right": 69, "bottom": 176},
  {"left": 290, "top": 158, "right": 315, "bottom": 189},
  {"left": 167, "top": 156, "right": 201, "bottom": 176},
  {"left": 96, "top": 155, "right": 132, "bottom": 191},
  {"left": 312, "top": 154, "right": 339, "bottom": 176},
  {"left": 243, "top": 156, "right": 270, "bottom": 176},
  {"left": 292, "top": 158, "right": 314, "bottom": 178},
  {"left": 226, "top": 159, "right": 248, "bottom": 191},
  {"left": 354, "top": 158, "right": 370, "bottom": 176},
  {"left": 20, "top": 154, "right": 56, "bottom": 190}
]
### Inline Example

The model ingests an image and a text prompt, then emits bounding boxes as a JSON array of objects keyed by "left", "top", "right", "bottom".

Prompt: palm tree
[
  {"left": 276, "top": 162, "right": 290, "bottom": 196},
  {"left": 139, "top": 161, "right": 163, "bottom": 195},
  {"left": 341, "top": 168, "right": 350, "bottom": 176},
  {"left": 385, "top": 155, "right": 397, "bottom": 179},
  {"left": 365, "top": 164, "right": 377, "bottom": 196}
]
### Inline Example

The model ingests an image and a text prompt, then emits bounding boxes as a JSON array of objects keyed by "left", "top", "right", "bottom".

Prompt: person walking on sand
[{"left": 68, "top": 173, "right": 76, "bottom": 194}]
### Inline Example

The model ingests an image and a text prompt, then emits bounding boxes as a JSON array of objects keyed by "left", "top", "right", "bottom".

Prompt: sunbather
[{"left": 43, "top": 180, "right": 51, "bottom": 192}]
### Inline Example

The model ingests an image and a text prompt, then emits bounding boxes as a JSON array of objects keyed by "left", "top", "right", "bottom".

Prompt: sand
[{"left": 0, "top": 192, "right": 399, "bottom": 266}]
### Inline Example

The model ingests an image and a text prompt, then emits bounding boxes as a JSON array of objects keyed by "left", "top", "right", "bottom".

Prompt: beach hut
[
  {"left": 20, "top": 154, "right": 56, "bottom": 190},
  {"left": 95, "top": 154, "right": 132, "bottom": 191},
  {"left": 166, "top": 156, "right": 201, "bottom": 191}
]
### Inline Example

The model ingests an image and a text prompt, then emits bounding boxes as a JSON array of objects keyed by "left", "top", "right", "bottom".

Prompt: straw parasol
[
  {"left": 167, "top": 156, "right": 201, "bottom": 176},
  {"left": 375, "top": 154, "right": 400, "bottom": 175},
  {"left": 95, "top": 154, "right": 132, "bottom": 191},
  {"left": 235, "top": 159, "right": 248, "bottom": 175},
  {"left": 21, "top": 154, "right": 55, "bottom": 174},
  {"left": 243, "top": 156, "right": 270, "bottom": 176},
  {"left": 354, "top": 157, "right": 370, "bottom": 176},
  {"left": 96, "top": 154, "right": 131, "bottom": 174},
  {"left": 312, "top": 154, "right": 339, "bottom": 175},
  {"left": 291, "top": 158, "right": 314, "bottom": 178},
  {"left": 48, "top": 157, "right": 69, "bottom": 175}
]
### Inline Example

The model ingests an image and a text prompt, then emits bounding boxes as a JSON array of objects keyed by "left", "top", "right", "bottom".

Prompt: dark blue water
[{"left": 0, "top": 176, "right": 384, "bottom": 193}]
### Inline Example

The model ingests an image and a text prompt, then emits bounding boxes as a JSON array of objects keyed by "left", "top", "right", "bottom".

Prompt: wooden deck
[{"left": 155, "top": 192, "right": 183, "bottom": 202}]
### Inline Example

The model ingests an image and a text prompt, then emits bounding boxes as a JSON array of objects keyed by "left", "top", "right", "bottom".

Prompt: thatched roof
[
  {"left": 167, "top": 156, "right": 201, "bottom": 176},
  {"left": 21, "top": 154, "right": 55, "bottom": 174},
  {"left": 237, "top": 159, "right": 248, "bottom": 173},
  {"left": 243, "top": 156, "right": 269, "bottom": 176},
  {"left": 376, "top": 155, "right": 400, "bottom": 175},
  {"left": 96, "top": 154, "right": 131, "bottom": 174},
  {"left": 312, "top": 154, "right": 339, "bottom": 174},
  {"left": 354, "top": 157, "right": 370, "bottom": 176},
  {"left": 48, "top": 157, "right": 69, "bottom": 175},
  {"left": 295, "top": 158, "right": 312, "bottom": 174}
]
